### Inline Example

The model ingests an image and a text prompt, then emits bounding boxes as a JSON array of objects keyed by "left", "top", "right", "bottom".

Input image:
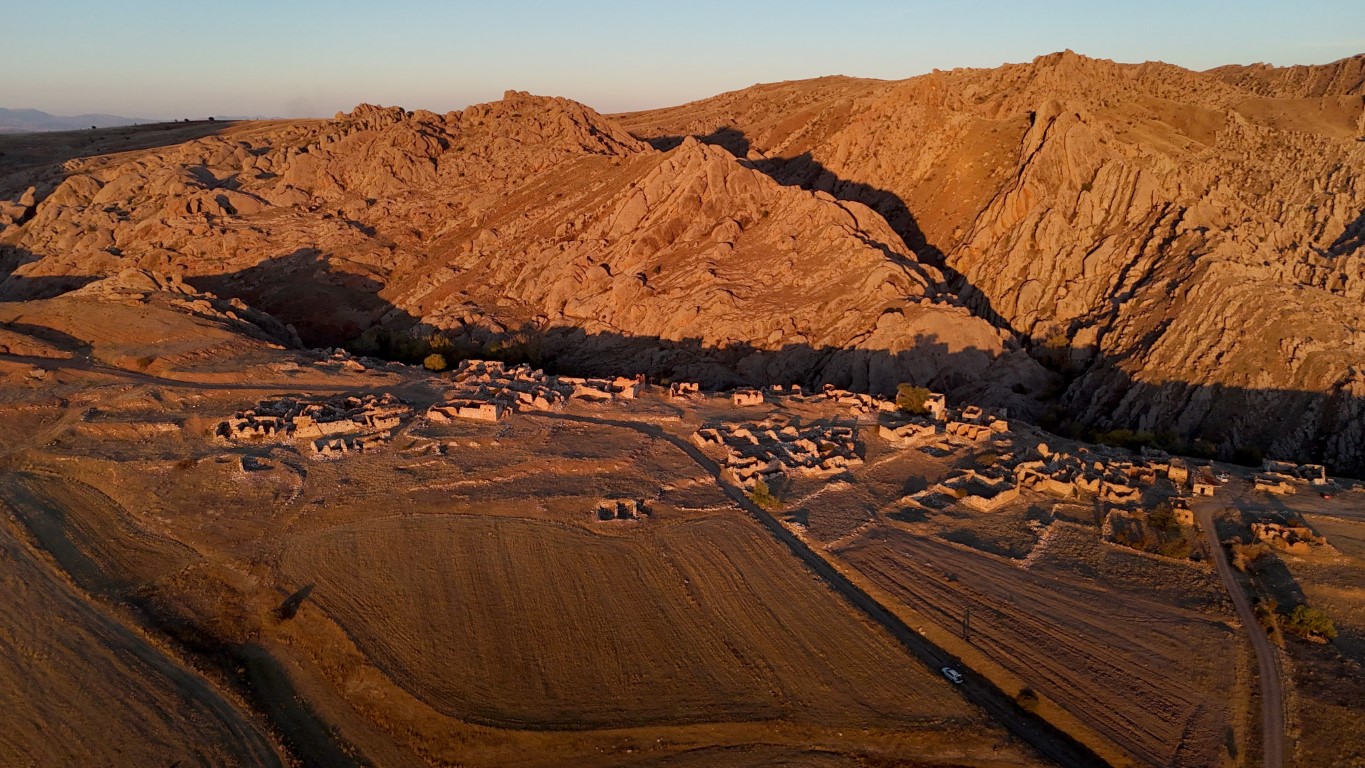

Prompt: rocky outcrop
[
  {"left": 1207, "top": 54, "right": 1365, "bottom": 98},
  {"left": 620, "top": 51, "right": 1365, "bottom": 474},
  {"left": 66, "top": 269, "right": 302, "bottom": 348},
  {"left": 0, "top": 92, "right": 1049, "bottom": 416}
]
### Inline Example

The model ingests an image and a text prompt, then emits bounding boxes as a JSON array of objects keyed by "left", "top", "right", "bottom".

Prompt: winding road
[{"left": 1196, "top": 502, "right": 1285, "bottom": 768}]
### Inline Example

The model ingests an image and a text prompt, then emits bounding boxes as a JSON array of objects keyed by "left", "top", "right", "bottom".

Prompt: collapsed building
[
  {"left": 937, "top": 465, "right": 1021, "bottom": 512},
  {"left": 1251, "top": 520, "right": 1327, "bottom": 553},
  {"left": 425, "top": 360, "right": 642, "bottom": 422},
  {"left": 214, "top": 393, "right": 412, "bottom": 458},
  {"left": 1263, "top": 460, "right": 1329, "bottom": 485},
  {"left": 694, "top": 416, "right": 863, "bottom": 489}
]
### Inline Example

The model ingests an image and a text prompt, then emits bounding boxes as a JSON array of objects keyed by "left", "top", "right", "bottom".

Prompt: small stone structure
[
  {"left": 668, "top": 381, "right": 700, "bottom": 399},
  {"left": 1171, "top": 497, "right": 1196, "bottom": 526},
  {"left": 1262, "top": 459, "right": 1329, "bottom": 486},
  {"left": 731, "top": 388, "right": 765, "bottom": 407},
  {"left": 943, "top": 404, "right": 1010, "bottom": 443},
  {"left": 1254, "top": 474, "right": 1298, "bottom": 495},
  {"left": 878, "top": 418, "right": 940, "bottom": 448},
  {"left": 429, "top": 400, "right": 505, "bottom": 422},
  {"left": 815, "top": 384, "right": 901, "bottom": 416},
  {"left": 937, "top": 466, "right": 1020, "bottom": 512},
  {"left": 593, "top": 498, "right": 649, "bottom": 522}
]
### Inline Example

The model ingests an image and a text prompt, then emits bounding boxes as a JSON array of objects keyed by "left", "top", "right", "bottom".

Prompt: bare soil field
[
  {"left": 834, "top": 526, "right": 1246, "bottom": 768},
  {"left": 7, "top": 291, "right": 1346, "bottom": 765},
  {"left": 281, "top": 513, "right": 978, "bottom": 730},
  {"left": 0, "top": 506, "right": 280, "bottom": 767}
]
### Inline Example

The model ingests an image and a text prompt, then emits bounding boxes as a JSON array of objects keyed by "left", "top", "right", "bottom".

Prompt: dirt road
[
  {"left": 1196, "top": 502, "right": 1285, "bottom": 768},
  {"left": 535, "top": 412, "right": 1108, "bottom": 768},
  {"left": 0, "top": 351, "right": 361, "bottom": 392}
]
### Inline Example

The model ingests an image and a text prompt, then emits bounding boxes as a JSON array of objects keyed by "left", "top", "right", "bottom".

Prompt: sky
[{"left": 3, "top": 0, "right": 1364, "bottom": 120}]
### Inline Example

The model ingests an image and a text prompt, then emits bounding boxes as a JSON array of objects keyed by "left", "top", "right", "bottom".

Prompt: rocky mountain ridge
[
  {"left": 618, "top": 50, "right": 1365, "bottom": 473},
  {"left": 0, "top": 91, "right": 1047, "bottom": 415},
  {"left": 4, "top": 52, "right": 1365, "bottom": 471}
]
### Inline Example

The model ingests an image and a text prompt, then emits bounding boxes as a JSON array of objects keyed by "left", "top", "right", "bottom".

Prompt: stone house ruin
[
  {"left": 937, "top": 467, "right": 1020, "bottom": 512},
  {"left": 694, "top": 416, "right": 862, "bottom": 489},
  {"left": 215, "top": 393, "right": 412, "bottom": 459},
  {"left": 1171, "top": 497, "right": 1196, "bottom": 526},
  {"left": 1254, "top": 475, "right": 1297, "bottom": 495},
  {"left": 428, "top": 400, "right": 505, "bottom": 422},
  {"left": 668, "top": 381, "right": 700, "bottom": 399},
  {"left": 1251, "top": 520, "right": 1326, "bottom": 553},
  {"left": 1262, "top": 459, "right": 1329, "bottom": 485},
  {"left": 594, "top": 498, "right": 649, "bottom": 522},
  {"left": 731, "top": 388, "right": 765, "bottom": 407}
]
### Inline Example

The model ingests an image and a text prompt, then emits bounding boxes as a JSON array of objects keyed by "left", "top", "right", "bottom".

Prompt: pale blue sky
[{"left": 4, "top": 0, "right": 1363, "bottom": 119}]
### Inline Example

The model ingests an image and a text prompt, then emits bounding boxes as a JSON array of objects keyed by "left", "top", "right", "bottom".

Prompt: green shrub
[
  {"left": 1283, "top": 604, "right": 1337, "bottom": 640},
  {"left": 748, "top": 479, "right": 781, "bottom": 511},
  {"left": 1156, "top": 536, "right": 1191, "bottom": 559},
  {"left": 896, "top": 384, "right": 932, "bottom": 415},
  {"left": 1253, "top": 597, "right": 1278, "bottom": 629},
  {"left": 423, "top": 353, "right": 448, "bottom": 372},
  {"left": 1016, "top": 687, "right": 1040, "bottom": 712},
  {"left": 1149, "top": 501, "right": 1180, "bottom": 532}
]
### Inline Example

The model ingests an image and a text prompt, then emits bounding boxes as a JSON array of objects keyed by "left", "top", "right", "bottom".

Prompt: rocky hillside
[
  {"left": 1207, "top": 54, "right": 1365, "bottom": 98},
  {"left": 618, "top": 51, "right": 1365, "bottom": 473},
  {"left": 0, "top": 92, "right": 1047, "bottom": 415},
  {"left": 5, "top": 52, "right": 1365, "bottom": 471}
]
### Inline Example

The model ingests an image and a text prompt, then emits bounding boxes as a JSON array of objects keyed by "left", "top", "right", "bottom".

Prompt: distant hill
[{"left": 0, "top": 108, "right": 154, "bottom": 133}]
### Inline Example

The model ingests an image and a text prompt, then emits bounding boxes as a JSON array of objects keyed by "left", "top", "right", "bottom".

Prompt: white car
[
  {"left": 1216, "top": 472, "right": 1231, "bottom": 483},
  {"left": 941, "top": 667, "right": 964, "bottom": 684}
]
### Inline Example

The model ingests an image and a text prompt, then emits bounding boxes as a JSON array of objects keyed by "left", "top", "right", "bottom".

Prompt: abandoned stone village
[{"left": 211, "top": 356, "right": 1340, "bottom": 557}]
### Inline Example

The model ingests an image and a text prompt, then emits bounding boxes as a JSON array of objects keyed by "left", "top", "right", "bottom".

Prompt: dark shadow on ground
[
  {"left": 184, "top": 249, "right": 408, "bottom": 348},
  {"left": 7, "top": 239, "right": 1365, "bottom": 477},
  {"left": 277, "top": 584, "right": 315, "bottom": 621}
]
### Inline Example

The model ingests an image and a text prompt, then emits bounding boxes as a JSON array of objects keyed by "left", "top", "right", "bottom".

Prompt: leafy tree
[{"left": 896, "top": 384, "right": 932, "bottom": 415}]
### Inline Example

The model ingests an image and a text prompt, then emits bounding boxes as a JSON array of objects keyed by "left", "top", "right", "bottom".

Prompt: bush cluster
[
  {"left": 748, "top": 479, "right": 781, "bottom": 511},
  {"left": 895, "top": 384, "right": 932, "bottom": 415}
]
